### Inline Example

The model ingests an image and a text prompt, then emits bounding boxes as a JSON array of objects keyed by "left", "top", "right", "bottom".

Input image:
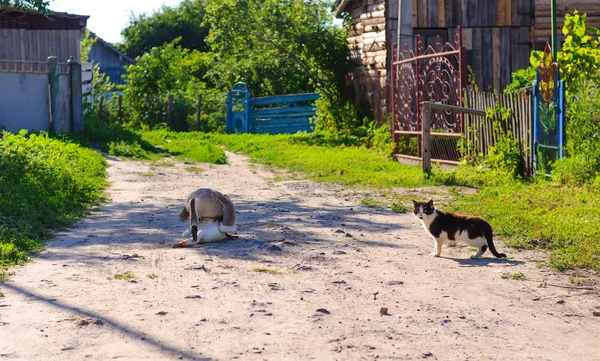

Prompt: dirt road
[{"left": 1, "top": 152, "right": 599, "bottom": 361}]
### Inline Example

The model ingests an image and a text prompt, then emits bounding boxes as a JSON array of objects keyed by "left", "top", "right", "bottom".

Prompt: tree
[
  {"left": 0, "top": 1, "right": 52, "bottom": 11},
  {"left": 118, "top": 0, "right": 209, "bottom": 59}
]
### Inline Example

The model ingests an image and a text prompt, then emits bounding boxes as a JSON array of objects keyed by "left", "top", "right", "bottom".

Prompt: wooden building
[
  {"left": 0, "top": 7, "right": 89, "bottom": 62},
  {"left": 334, "top": 0, "right": 600, "bottom": 120},
  {"left": 87, "top": 31, "right": 136, "bottom": 86}
]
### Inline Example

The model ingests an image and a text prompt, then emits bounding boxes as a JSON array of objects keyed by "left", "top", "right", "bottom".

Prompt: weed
[
  {"left": 140, "top": 173, "right": 154, "bottom": 177},
  {"left": 361, "top": 198, "right": 383, "bottom": 207},
  {"left": 501, "top": 272, "right": 527, "bottom": 280},
  {"left": 113, "top": 273, "right": 136, "bottom": 281},
  {"left": 147, "top": 273, "right": 158, "bottom": 279},
  {"left": 468, "top": 247, "right": 478, "bottom": 252},
  {"left": 253, "top": 267, "right": 280, "bottom": 274},
  {"left": 0, "top": 289, "right": 4, "bottom": 297},
  {"left": 568, "top": 275, "right": 589, "bottom": 284},
  {"left": 184, "top": 166, "right": 205, "bottom": 173},
  {"left": 391, "top": 202, "right": 408, "bottom": 213}
]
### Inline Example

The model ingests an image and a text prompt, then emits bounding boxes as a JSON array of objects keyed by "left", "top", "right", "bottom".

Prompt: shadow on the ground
[
  {"left": 447, "top": 256, "right": 525, "bottom": 267},
  {"left": 45, "top": 187, "right": 412, "bottom": 264},
  {"left": 1, "top": 282, "right": 214, "bottom": 361}
]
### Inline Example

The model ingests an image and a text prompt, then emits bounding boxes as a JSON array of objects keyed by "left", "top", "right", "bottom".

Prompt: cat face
[{"left": 412, "top": 199, "right": 434, "bottom": 219}]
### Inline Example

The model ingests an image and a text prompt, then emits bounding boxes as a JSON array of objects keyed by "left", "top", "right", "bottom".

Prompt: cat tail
[
  {"left": 189, "top": 198, "right": 198, "bottom": 242},
  {"left": 484, "top": 226, "right": 506, "bottom": 258}
]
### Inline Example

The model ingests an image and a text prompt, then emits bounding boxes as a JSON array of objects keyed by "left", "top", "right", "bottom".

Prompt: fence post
[
  {"left": 167, "top": 94, "right": 174, "bottom": 127},
  {"left": 421, "top": 101, "right": 432, "bottom": 173},
  {"left": 68, "top": 57, "right": 84, "bottom": 133},
  {"left": 117, "top": 94, "right": 123, "bottom": 122},
  {"left": 47, "top": 56, "right": 59, "bottom": 132},
  {"left": 196, "top": 93, "right": 202, "bottom": 131},
  {"left": 98, "top": 96, "right": 104, "bottom": 116}
]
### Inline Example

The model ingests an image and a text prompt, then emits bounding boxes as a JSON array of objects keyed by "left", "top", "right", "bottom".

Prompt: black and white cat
[{"left": 413, "top": 199, "right": 506, "bottom": 259}]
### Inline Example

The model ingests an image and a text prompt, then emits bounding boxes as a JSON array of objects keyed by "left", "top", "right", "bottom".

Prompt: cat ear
[
  {"left": 412, "top": 199, "right": 418, "bottom": 206},
  {"left": 427, "top": 199, "right": 434, "bottom": 206}
]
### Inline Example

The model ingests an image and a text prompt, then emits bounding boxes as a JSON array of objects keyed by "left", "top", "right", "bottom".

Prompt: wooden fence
[
  {"left": 463, "top": 88, "right": 533, "bottom": 175},
  {"left": 82, "top": 62, "right": 93, "bottom": 107}
]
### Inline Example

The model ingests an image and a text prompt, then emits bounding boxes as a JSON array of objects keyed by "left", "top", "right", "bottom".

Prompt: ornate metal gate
[{"left": 391, "top": 27, "right": 467, "bottom": 164}]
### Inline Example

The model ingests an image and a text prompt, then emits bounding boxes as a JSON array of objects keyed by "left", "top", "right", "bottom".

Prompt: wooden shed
[
  {"left": 87, "top": 31, "right": 136, "bottom": 85},
  {"left": 334, "top": 0, "right": 600, "bottom": 121},
  {"left": 0, "top": 7, "right": 89, "bottom": 63}
]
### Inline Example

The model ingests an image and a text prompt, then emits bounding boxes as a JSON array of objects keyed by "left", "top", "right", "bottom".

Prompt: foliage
[
  {"left": 0, "top": 0, "right": 50, "bottom": 11},
  {"left": 552, "top": 77, "right": 600, "bottom": 185},
  {"left": 0, "top": 130, "right": 107, "bottom": 268},
  {"left": 118, "top": 0, "right": 209, "bottom": 59},
  {"left": 121, "top": 40, "right": 222, "bottom": 131},
  {"left": 204, "top": 0, "right": 357, "bottom": 134},
  {"left": 506, "top": 11, "right": 600, "bottom": 92}
]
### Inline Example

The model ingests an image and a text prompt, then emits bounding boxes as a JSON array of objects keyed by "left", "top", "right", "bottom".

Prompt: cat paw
[
  {"left": 470, "top": 254, "right": 482, "bottom": 259},
  {"left": 430, "top": 252, "right": 441, "bottom": 257}
]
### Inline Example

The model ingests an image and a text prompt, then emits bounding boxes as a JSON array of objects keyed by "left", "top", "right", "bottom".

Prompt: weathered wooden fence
[
  {"left": 463, "top": 88, "right": 533, "bottom": 175},
  {"left": 0, "top": 56, "right": 85, "bottom": 134},
  {"left": 82, "top": 61, "right": 94, "bottom": 107}
]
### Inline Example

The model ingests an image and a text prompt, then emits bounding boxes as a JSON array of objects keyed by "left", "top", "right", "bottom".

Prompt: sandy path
[{"left": 1, "top": 152, "right": 599, "bottom": 361}]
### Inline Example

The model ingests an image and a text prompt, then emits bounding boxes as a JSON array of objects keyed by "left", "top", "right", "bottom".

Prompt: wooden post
[
  {"left": 117, "top": 94, "right": 123, "bottom": 122},
  {"left": 98, "top": 96, "right": 104, "bottom": 116},
  {"left": 47, "top": 56, "right": 59, "bottom": 132},
  {"left": 167, "top": 94, "right": 174, "bottom": 127},
  {"left": 68, "top": 57, "right": 84, "bottom": 133},
  {"left": 421, "top": 101, "right": 432, "bottom": 173},
  {"left": 195, "top": 93, "right": 202, "bottom": 131}
]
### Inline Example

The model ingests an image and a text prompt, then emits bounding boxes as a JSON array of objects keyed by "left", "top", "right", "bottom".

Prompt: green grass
[
  {"left": 0, "top": 131, "right": 107, "bottom": 268},
  {"left": 139, "top": 130, "right": 226, "bottom": 164},
  {"left": 446, "top": 181, "right": 600, "bottom": 272},
  {"left": 147, "top": 273, "right": 158, "bottom": 279},
  {"left": 206, "top": 133, "right": 452, "bottom": 188},
  {"left": 391, "top": 201, "right": 408, "bottom": 213},
  {"left": 113, "top": 273, "right": 136, "bottom": 281},
  {"left": 501, "top": 272, "right": 527, "bottom": 280},
  {"left": 252, "top": 267, "right": 281, "bottom": 274},
  {"left": 185, "top": 166, "right": 205, "bottom": 173}
]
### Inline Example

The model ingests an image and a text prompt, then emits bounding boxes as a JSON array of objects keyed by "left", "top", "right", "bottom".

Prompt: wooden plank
[
  {"left": 482, "top": 28, "right": 493, "bottom": 91},
  {"left": 492, "top": 27, "right": 501, "bottom": 91},
  {"left": 462, "top": 27, "right": 473, "bottom": 50},
  {"left": 460, "top": 0, "right": 468, "bottom": 28},
  {"left": 466, "top": 0, "right": 476, "bottom": 27},
  {"left": 518, "top": 26, "right": 531, "bottom": 71},
  {"left": 522, "top": 0, "right": 532, "bottom": 26},
  {"left": 472, "top": 28, "right": 483, "bottom": 91},
  {"left": 500, "top": 27, "right": 511, "bottom": 90},
  {"left": 413, "top": 0, "right": 418, "bottom": 27},
  {"left": 252, "top": 93, "right": 320, "bottom": 106},
  {"left": 497, "top": 0, "right": 506, "bottom": 26},
  {"left": 254, "top": 119, "right": 314, "bottom": 128},
  {"left": 444, "top": 0, "right": 452, "bottom": 27},
  {"left": 253, "top": 106, "right": 316, "bottom": 115},
  {"left": 510, "top": 27, "right": 519, "bottom": 84},
  {"left": 419, "top": 0, "right": 427, "bottom": 27},
  {"left": 438, "top": 0, "right": 446, "bottom": 27},
  {"left": 428, "top": 0, "right": 437, "bottom": 29},
  {"left": 488, "top": 0, "right": 496, "bottom": 26},
  {"left": 510, "top": 0, "right": 517, "bottom": 26},
  {"left": 82, "top": 71, "right": 93, "bottom": 82}
]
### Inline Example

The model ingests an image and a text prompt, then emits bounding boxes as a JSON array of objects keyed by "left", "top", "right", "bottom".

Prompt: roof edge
[{"left": 333, "top": 0, "right": 354, "bottom": 18}]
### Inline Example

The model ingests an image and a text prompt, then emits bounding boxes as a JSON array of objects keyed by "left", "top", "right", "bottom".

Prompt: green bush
[{"left": 0, "top": 131, "right": 107, "bottom": 267}]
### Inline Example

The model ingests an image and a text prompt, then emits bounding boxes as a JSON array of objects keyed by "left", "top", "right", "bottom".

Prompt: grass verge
[{"left": 0, "top": 130, "right": 107, "bottom": 268}]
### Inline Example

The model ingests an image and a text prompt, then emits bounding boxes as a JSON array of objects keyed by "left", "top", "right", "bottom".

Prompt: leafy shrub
[
  {"left": 506, "top": 11, "right": 600, "bottom": 92},
  {"left": 0, "top": 131, "right": 107, "bottom": 267},
  {"left": 552, "top": 76, "right": 600, "bottom": 185}
]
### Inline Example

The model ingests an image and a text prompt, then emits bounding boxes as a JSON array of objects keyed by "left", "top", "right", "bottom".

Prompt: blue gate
[
  {"left": 226, "top": 82, "right": 252, "bottom": 133},
  {"left": 225, "top": 82, "right": 320, "bottom": 134},
  {"left": 532, "top": 44, "right": 565, "bottom": 177}
]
